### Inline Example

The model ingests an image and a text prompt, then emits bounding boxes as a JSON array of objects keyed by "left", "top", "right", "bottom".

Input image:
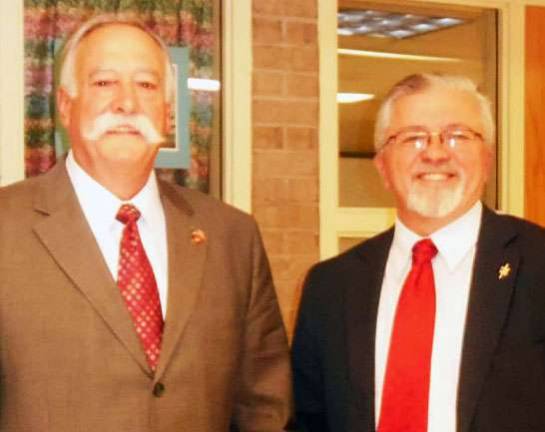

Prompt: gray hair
[
  {"left": 58, "top": 15, "right": 175, "bottom": 102},
  {"left": 374, "top": 73, "right": 495, "bottom": 151}
]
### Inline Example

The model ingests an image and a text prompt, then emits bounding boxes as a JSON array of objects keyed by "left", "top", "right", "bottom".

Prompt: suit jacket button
[{"left": 153, "top": 382, "right": 165, "bottom": 397}]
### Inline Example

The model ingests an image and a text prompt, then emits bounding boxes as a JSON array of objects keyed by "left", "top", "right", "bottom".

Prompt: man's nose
[
  {"left": 112, "top": 82, "right": 139, "bottom": 114},
  {"left": 421, "top": 133, "right": 450, "bottom": 162}
]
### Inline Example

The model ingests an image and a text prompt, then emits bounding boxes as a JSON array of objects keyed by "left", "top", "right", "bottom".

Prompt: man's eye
[
  {"left": 400, "top": 134, "right": 425, "bottom": 144},
  {"left": 138, "top": 81, "right": 158, "bottom": 90},
  {"left": 93, "top": 80, "right": 114, "bottom": 87},
  {"left": 449, "top": 131, "right": 472, "bottom": 141}
]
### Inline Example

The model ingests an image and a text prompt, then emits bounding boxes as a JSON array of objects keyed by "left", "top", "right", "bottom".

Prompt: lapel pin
[
  {"left": 498, "top": 262, "right": 511, "bottom": 280},
  {"left": 191, "top": 229, "right": 206, "bottom": 245}
]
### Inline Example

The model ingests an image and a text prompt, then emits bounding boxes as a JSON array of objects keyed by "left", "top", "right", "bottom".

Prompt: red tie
[
  {"left": 116, "top": 204, "right": 164, "bottom": 371},
  {"left": 378, "top": 238, "right": 438, "bottom": 432}
]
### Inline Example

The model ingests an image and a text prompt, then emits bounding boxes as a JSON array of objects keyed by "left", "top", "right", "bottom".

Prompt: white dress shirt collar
[
  {"left": 390, "top": 201, "right": 483, "bottom": 281},
  {"left": 65, "top": 150, "right": 163, "bottom": 227}
]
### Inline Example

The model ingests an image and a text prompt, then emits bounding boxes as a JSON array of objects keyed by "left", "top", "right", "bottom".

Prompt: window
[{"left": 319, "top": 0, "right": 525, "bottom": 257}]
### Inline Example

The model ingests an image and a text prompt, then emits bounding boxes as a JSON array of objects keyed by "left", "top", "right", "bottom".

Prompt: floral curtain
[{"left": 24, "top": 0, "right": 215, "bottom": 192}]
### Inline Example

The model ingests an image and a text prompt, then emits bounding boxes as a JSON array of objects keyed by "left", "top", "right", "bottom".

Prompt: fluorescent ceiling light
[
  {"left": 338, "top": 48, "right": 461, "bottom": 63},
  {"left": 187, "top": 78, "right": 221, "bottom": 91},
  {"left": 387, "top": 29, "right": 416, "bottom": 39},
  {"left": 338, "top": 28, "right": 356, "bottom": 36},
  {"left": 432, "top": 17, "right": 464, "bottom": 27},
  {"left": 337, "top": 9, "right": 466, "bottom": 39},
  {"left": 338, "top": 11, "right": 369, "bottom": 23},
  {"left": 411, "top": 23, "right": 438, "bottom": 32},
  {"left": 337, "top": 93, "right": 375, "bottom": 103}
]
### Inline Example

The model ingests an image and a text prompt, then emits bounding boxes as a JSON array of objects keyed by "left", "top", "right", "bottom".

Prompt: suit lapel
[
  {"left": 154, "top": 183, "right": 207, "bottom": 381},
  {"left": 457, "top": 207, "right": 519, "bottom": 432},
  {"left": 345, "top": 229, "right": 393, "bottom": 430},
  {"left": 32, "top": 162, "right": 151, "bottom": 375}
]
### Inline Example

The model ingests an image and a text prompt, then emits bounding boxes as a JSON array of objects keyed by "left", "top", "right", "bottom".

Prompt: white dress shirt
[
  {"left": 65, "top": 151, "right": 169, "bottom": 317},
  {"left": 375, "top": 202, "right": 482, "bottom": 432}
]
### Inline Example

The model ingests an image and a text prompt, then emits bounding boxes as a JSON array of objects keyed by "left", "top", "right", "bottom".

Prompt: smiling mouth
[{"left": 416, "top": 172, "right": 457, "bottom": 182}]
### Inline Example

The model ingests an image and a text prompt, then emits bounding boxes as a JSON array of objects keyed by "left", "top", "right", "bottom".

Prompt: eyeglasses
[{"left": 383, "top": 125, "right": 484, "bottom": 152}]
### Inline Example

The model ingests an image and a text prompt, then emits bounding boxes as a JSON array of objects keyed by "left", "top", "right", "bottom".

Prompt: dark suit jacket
[
  {"left": 292, "top": 207, "right": 545, "bottom": 432},
  {"left": 0, "top": 162, "right": 292, "bottom": 431}
]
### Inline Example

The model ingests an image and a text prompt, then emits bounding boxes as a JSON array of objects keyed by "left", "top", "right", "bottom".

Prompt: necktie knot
[
  {"left": 412, "top": 238, "right": 437, "bottom": 265},
  {"left": 116, "top": 204, "right": 141, "bottom": 225}
]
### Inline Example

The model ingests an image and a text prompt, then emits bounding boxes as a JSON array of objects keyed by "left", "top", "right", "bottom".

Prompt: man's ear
[
  {"left": 56, "top": 87, "right": 73, "bottom": 129},
  {"left": 482, "top": 144, "right": 495, "bottom": 182},
  {"left": 164, "top": 102, "right": 173, "bottom": 135},
  {"left": 374, "top": 151, "right": 391, "bottom": 190}
]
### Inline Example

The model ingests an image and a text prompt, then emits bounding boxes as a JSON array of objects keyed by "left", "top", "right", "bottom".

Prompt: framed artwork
[{"left": 156, "top": 46, "right": 191, "bottom": 169}]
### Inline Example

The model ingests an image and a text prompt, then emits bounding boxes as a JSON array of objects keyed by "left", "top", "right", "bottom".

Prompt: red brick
[
  {"left": 253, "top": 0, "right": 317, "bottom": 18},
  {"left": 253, "top": 46, "right": 318, "bottom": 72},
  {"left": 286, "top": 73, "right": 318, "bottom": 98},
  {"left": 290, "top": 46, "right": 319, "bottom": 72},
  {"left": 253, "top": 150, "right": 318, "bottom": 178},
  {"left": 283, "top": 0, "right": 317, "bottom": 18},
  {"left": 253, "top": 17, "right": 283, "bottom": 45},
  {"left": 253, "top": 177, "right": 318, "bottom": 204},
  {"left": 253, "top": 126, "right": 284, "bottom": 149},
  {"left": 286, "top": 127, "right": 318, "bottom": 150},
  {"left": 253, "top": 178, "right": 289, "bottom": 203},
  {"left": 260, "top": 229, "right": 286, "bottom": 255},
  {"left": 286, "top": 232, "right": 319, "bottom": 254},
  {"left": 254, "top": 204, "right": 319, "bottom": 229},
  {"left": 287, "top": 178, "right": 319, "bottom": 202},
  {"left": 253, "top": 70, "right": 284, "bottom": 97},
  {"left": 253, "top": 0, "right": 284, "bottom": 16},
  {"left": 251, "top": 0, "right": 319, "bottom": 329},
  {"left": 253, "top": 45, "right": 291, "bottom": 70},
  {"left": 253, "top": 100, "right": 318, "bottom": 125},
  {"left": 285, "top": 21, "right": 317, "bottom": 45}
]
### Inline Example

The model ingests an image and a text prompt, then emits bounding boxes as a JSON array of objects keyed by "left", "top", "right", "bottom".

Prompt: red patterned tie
[
  {"left": 378, "top": 238, "right": 438, "bottom": 432},
  {"left": 116, "top": 204, "right": 164, "bottom": 371}
]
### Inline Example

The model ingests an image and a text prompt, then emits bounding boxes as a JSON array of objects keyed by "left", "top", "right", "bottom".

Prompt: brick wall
[{"left": 252, "top": 0, "right": 320, "bottom": 336}]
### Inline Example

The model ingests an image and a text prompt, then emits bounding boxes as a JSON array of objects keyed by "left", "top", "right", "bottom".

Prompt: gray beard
[{"left": 406, "top": 181, "right": 465, "bottom": 218}]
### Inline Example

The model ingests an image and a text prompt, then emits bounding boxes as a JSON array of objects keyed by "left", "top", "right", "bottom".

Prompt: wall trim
[
  {"left": 0, "top": 0, "right": 25, "bottom": 186},
  {"left": 222, "top": 0, "right": 253, "bottom": 212}
]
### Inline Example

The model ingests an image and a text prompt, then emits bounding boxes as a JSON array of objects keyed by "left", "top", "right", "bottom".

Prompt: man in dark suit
[
  {"left": 0, "top": 15, "right": 291, "bottom": 431},
  {"left": 292, "top": 73, "right": 545, "bottom": 432}
]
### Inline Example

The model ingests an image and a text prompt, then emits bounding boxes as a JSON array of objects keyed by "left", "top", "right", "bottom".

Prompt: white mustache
[{"left": 82, "top": 112, "right": 165, "bottom": 145}]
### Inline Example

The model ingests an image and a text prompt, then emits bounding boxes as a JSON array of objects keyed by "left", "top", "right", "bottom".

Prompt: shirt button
[{"left": 153, "top": 382, "right": 165, "bottom": 397}]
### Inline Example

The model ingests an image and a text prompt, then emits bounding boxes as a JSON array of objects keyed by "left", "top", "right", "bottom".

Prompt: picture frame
[{"left": 155, "top": 46, "right": 191, "bottom": 169}]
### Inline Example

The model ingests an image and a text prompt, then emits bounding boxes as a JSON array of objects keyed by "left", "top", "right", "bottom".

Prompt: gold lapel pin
[
  {"left": 191, "top": 229, "right": 206, "bottom": 245},
  {"left": 498, "top": 262, "right": 511, "bottom": 280}
]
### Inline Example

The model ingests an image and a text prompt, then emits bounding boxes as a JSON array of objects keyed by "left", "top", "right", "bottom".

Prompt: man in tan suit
[{"left": 0, "top": 15, "right": 291, "bottom": 431}]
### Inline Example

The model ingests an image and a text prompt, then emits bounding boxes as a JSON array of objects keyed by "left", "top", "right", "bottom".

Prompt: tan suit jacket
[{"left": 0, "top": 162, "right": 291, "bottom": 431}]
